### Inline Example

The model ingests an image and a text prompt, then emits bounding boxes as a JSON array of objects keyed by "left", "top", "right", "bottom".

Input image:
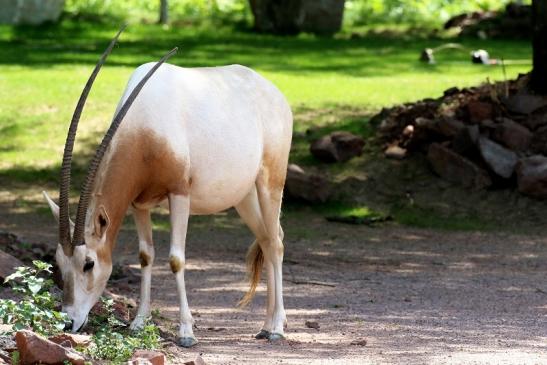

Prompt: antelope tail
[{"left": 238, "top": 240, "right": 264, "bottom": 307}]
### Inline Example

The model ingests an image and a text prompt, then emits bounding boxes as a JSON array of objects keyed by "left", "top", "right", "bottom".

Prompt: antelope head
[{"left": 43, "top": 27, "right": 177, "bottom": 332}]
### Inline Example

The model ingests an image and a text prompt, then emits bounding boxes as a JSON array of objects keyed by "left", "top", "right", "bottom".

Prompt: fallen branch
[{"left": 287, "top": 279, "right": 336, "bottom": 287}]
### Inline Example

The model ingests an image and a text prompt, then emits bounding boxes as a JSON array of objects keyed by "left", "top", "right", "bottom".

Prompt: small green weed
[
  {"left": 0, "top": 261, "right": 69, "bottom": 336},
  {"left": 84, "top": 297, "right": 161, "bottom": 363}
]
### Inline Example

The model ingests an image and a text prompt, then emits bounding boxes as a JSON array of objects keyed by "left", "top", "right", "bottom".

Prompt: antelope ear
[
  {"left": 43, "top": 191, "right": 75, "bottom": 237},
  {"left": 43, "top": 191, "right": 60, "bottom": 222},
  {"left": 94, "top": 205, "right": 110, "bottom": 238}
]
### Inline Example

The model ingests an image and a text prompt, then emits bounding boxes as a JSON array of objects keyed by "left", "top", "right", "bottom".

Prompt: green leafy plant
[
  {"left": 0, "top": 261, "right": 69, "bottom": 336},
  {"left": 84, "top": 297, "right": 161, "bottom": 363}
]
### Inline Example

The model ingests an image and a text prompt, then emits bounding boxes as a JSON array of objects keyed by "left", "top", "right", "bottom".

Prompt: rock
[
  {"left": 284, "top": 164, "right": 331, "bottom": 203},
  {"left": 310, "top": 131, "right": 364, "bottom": 163},
  {"left": 402, "top": 125, "right": 414, "bottom": 138},
  {"left": 467, "top": 100, "right": 494, "bottom": 123},
  {"left": 530, "top": 125, "right": 547, "bottom": 155},
  {"left": 478, "top": 137, "right": 518, "bottom": 179},
  {"left": 129, "top": 350, "right": 165, "bottom": 365},
  {"left": 443, "top": 87, "right": 460, "bottom": 97},
  {"left": 521, "top": 105, "right": 547, "bottom": 130},
  {"left": 48, "top": 333, "right": 92, "bottom": 348},
  {"left": 384, "top": 145, "right": 406, "bottom": 160},
  {"left": 516, "top": 156, "right": 547, "bottom": 198},
  {"left": 479, "top": 118, "right": 497, "bottom": 130},
  {"left": 452, "top": 125, "right": 479, "bottom": 158},
  {"left": 15, "top": 330, "right": 85, "bottom": 365},
  {"left": 502, "top": 93, "right": 547, "bottom": 115},
  {"left": 184, "top": 355, "right": 207, "bottom": 365},
  {"left": 427, "top": 143, "right": 492, "bottom": 189},
  {"left": 0, "top": 249, "right": 24, "bottom": 280},
  {"left": 436, "top": 118, "right": 465, "bottom": 137},
  {"left": 369, "top": 107, "right": 393, "bottom": 128},
  {"left": 492, "top": 118, "right": 532, "bottom": 151},
  {"left": 305, "top": 321, "right": 320, "bottom": 329},
  {"left": 350, "top": 339, "right": 367, "bottom": 346}
]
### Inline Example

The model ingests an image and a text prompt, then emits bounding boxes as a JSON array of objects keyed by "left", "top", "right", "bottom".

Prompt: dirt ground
[{"left": 0, "top": 191, "right": 546, "bottom": 365}]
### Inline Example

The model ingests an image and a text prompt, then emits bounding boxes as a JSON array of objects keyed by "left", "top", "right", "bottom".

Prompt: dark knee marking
[
  {"left": 139, "top": 251, "right": 151, "bottom": 267},
  {"left": 169, "top": 255, "right": 184, "bottom": 273}
]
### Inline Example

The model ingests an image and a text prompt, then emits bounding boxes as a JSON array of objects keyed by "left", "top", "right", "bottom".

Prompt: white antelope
[{"left": 42, "top": 28, "right": 292, "bottom": 347}]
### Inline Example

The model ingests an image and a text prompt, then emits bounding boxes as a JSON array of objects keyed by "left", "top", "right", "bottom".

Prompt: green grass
[
  {"left": 390, "top": 204, "right": 499, "bottom": 231},
  {"left": 0, "top": 20, "right": 532, "bottom": 189}
]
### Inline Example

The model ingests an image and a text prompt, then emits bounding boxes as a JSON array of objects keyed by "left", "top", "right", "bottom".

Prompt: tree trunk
[
  {"left": 250, "top": 0, "right": 345, "bottom": 35},
  {"left": 531, "top": 0, "right": 547, "bottom": 94},
  {"left": 159, "top": 0, "right": 169, "bottom": 25}
]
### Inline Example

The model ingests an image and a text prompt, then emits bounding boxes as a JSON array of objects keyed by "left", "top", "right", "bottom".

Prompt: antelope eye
[{"left": 83, "top": 260, "right": 95, "bottom": 272}]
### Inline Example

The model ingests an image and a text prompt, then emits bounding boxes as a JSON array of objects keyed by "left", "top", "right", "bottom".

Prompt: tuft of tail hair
[{"left": 238, "top": 240, "right": 264, "bottom": 307}]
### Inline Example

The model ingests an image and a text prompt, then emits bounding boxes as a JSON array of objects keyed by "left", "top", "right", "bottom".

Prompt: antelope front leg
[
  {"left": 130, "top": 208, "right": 155, "bottom": 330},
  {"left": 168, "top": 193, "right": 197, "bottom": 348}
]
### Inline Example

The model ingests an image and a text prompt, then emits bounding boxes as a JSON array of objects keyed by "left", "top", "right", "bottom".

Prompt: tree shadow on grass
[{"left": 0, "top": 21, "right": 531, "bottom": 78}]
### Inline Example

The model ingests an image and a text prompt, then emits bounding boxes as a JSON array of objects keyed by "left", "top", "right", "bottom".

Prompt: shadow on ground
[{"left": 0, "top": 192, "right": 545, "bottom": 364}]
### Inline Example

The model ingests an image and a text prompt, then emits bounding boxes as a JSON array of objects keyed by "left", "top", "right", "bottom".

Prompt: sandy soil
[{"left": 0, "top": 192, "right": 546, "bottom": 365}]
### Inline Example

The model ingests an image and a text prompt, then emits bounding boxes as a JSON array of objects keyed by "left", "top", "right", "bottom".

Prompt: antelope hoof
[
  {"left": 255, "top": 329, "right": 270, "bottom": 339},
  {"left": 178, "top": 336, "right": 198, "bottom": 348},
  {"left": 129, "top": 315, "right": 148, "bottom": 331},
  {"left": 268, "top": 332, "right": 285, "bottom": 341}
]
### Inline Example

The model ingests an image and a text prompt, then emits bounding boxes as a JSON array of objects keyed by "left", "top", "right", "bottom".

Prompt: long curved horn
[
  {"left": 59, "top": 25, "right": 126, "bottom": 255},
  {"left": 71, "top": 47, "right": 178, "bottom": 246}
]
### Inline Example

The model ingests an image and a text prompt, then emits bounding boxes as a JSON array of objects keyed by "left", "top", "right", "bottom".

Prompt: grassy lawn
[{"left": 0, "top": 21, "right": 531, "bottom": 188}]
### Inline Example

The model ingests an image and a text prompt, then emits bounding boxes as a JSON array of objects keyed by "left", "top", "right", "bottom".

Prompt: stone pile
[{"left": 373, "top": 73, "right": 547, "bottom": 199}]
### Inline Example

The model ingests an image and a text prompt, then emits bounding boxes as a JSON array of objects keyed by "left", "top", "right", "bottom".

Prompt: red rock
[
  {"left": 467, "top": 101, "right": 493, "bottom": 123},
  {"left": 530, "top": 125, "right": 547, "bottom": 155},
  {"left": 310, "top": 131, "right": 364, "bottom": 163},
  {"left": 492, "top": 118, "right": 532, "bottom": 151},
  {"left": 427, "top": 143, "right": 492, "bottom": 189},
  {"left": 15, "top": 330, "right": 85, "bottom": 365},
  {"left": 436, "top": 118, "right": 465, "bottom": 137},
  {"left": 284, "top": 164, "right": 331, "bottom": 203},
  {"left": 516, "top": 155, "right": 547, "bottom": 198},
  {"left": 129, "top": 350, "right": 165, "bottom": 365},
  {"left": 48, "top": 333, "right": 92, "bottom": 348}
]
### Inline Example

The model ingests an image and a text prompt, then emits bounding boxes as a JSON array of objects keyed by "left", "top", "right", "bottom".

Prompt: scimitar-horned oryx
[{"left": 43, "top": 27, "right": 293, "bottom": 347}]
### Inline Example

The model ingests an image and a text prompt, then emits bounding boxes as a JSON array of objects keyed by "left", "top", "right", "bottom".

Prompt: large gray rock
[
  {"left": 250, "top": 0, "right": 345, "bottom": 35},
  {"left": 502, "top": 93, "right": 547, "bottom": 115},
  {"left": 478, "top": 137, "right": 518, "bottom": 179},
  {"left": 427, "top": 143, "right": 492, "bottom": 189},
  {"left": 516, "top": 155, "right": 547, "bottom": 198},
  {"left": 0, "top": 0, "right": 64, "bottom": 25},
  {"left": 284, "top": 164, "right": 331, "bottom": 203}
]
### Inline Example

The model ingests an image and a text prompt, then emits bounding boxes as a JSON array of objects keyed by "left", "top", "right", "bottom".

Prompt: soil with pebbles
[{"left": 0, "top": 192, "right": 546, "bottom": 364}]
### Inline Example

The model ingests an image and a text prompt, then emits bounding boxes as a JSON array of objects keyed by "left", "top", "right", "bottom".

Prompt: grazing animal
[{"left": 43, "top": 28, "right": 292, "bottom": 347}]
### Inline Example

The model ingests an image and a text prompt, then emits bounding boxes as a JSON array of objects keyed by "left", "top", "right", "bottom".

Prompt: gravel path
[{"left": 1, "top": 195, "right": 546, "bottom": 364}]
